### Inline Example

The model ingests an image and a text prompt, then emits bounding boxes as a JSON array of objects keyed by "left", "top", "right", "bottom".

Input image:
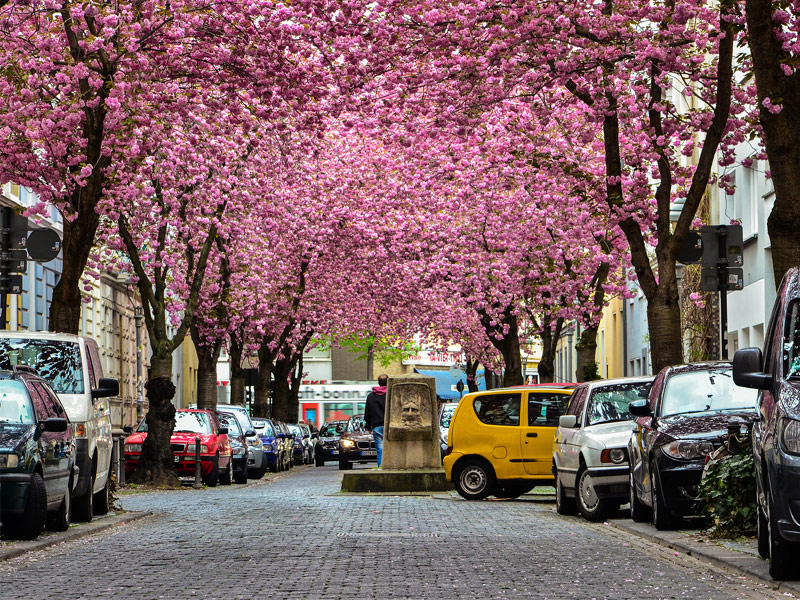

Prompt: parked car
[
  {"left": 628, "top": 362, "right": 757, "bottom": 530},
  {"left": 271, "top": 420, "right": 294, "bottom": 471},
  {"left": 124, "top": 409, "right": 232, "bottom": 486},
  {"left": 217, "top": 412, "right": 248, "bottom": 484},
  {"left": 215, "top": 403, "right": 267, "bottom": 479},
  {"left": 0, "top": 368, "right": 76, "bottom": 539},
  {"left": 299, "top": 422, "right": 316, "bottom": 464},
  {"left": 315, "top": 420, "right": 347, "bottom": 466},
  {"left": 443, "top": 385, "right": 574, "bottom": 500},
  {"left": 338, "top": 415, "right": 377, "bottom": 470},
  {"left": 252, "top": 418, "right": 281, "bottom": 473},
  {"left": 287, "top": 423, "right": 306, "bottom": 465},
  {"left": 439, "top": 402, "right": 459, "bottom": 460},
  {"left": 0, "top": 332, "right": 118, "bottom": 522},
  {"left": 733, "top": 265, "right": 800, "bottom": 579},
  {"left": 552, "top": 376, "right": 653, "bottom": 521}
]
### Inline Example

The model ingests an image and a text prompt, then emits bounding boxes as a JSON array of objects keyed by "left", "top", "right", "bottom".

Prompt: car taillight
[{"left": 445, "top": 446, "right": 453, "bottom": 456}]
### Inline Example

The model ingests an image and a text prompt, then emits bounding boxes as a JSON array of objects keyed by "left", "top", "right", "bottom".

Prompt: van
[
  {"left": 443, "top": 385, "right": 575, "bottom": 500},
  {"left": 0, "top": 332, "right": 119, "bottom": 521}
]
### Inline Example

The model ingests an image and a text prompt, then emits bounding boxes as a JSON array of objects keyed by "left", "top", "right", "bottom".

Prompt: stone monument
[{"left": 340, "top": 374, "right": 450, "bottom": 493}]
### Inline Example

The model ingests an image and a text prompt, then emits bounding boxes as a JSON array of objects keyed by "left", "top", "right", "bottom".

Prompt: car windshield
[
  {"left": 440, "top": 404, "right": 457, "bottom": 429},
  {"left": 0, "top": 339, "right": 84, "bottom": 394},
  {"left": 320, "top": 423, "right": 344, "bottom": 436},
  {"left": 586, "top": 381, "right": 652, "bottom": 426},
  {"left": 288, "top": 424, "right": 301, "bottom": 435},
  {"left": 218, "top": 413, "right": 241, "bottom": 436},
  {"left": 174, "top": 411, "right": 212, "bottom": 434},
  {"left": 0, "top": 380, "right": 34, "bottom": 424},
  {"left": 347, "top": 417, "right": 365, "bottom": 432},
  {"left": 660, "top": 368, "right": 758, "bottom": 417}
]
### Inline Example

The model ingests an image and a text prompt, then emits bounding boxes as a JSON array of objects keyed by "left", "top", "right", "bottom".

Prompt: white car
[
  {"left": 552, "top": 376, "right": 653, "bottom": 521},
  {"left": 439, "top": 402, "right": 458, "bottom": 460}
]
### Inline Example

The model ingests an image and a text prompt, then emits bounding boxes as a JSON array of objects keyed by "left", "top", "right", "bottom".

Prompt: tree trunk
[
  {"left": 272, "top": 357, "right": 292, "bottom": 422},
  {"left": 128, "top": 355, "right": 180, "bottom": 487},
  {"left": 576, "top": 325, "right": 600, "bottom": 382},
  {"left": 536, "top": 318, "right": 563, "bottom": 384},
  {"left": 646, "top": 269, "right": 684, "bottom": 373},
  {"left": 252, "top": 356, "right": 272, "bottom": 418},
  {"left": 48, "top": 205, "right": 100, "bottom": 333},
  {"left": 478, "top": 306, "right": 524, "bottom": 387},
  {"left": 228, "top": 334, "right": 245, "bottom": 406},
  {"left": 746, "top": 0, "right": 800, "bottom": 287},
  {"left": 289, "top": 354, "right": 303, "bottom": 423},
  {"left": 192, "top": 331, "right": 222, "bottom": 411},
  {"left": 465, "top": 357, "right": 479, "bottom": 393}
]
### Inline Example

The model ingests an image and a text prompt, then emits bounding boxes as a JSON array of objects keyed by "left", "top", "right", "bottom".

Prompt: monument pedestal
[{"left": 340, "top": 468, "right": 450, "bottom": 493}]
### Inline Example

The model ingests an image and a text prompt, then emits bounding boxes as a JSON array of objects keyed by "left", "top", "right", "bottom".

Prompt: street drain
[{"left": 337, "top": 532, "right": 440, "bottom": 538}]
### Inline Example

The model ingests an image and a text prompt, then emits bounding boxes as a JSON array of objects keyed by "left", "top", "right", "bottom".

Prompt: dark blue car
[{"left": 252, "top": 418, "right": 280, "bottom": 473}]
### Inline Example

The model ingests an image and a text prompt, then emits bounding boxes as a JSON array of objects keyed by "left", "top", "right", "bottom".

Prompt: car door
[
  {"left": 553, "top": 385, "right": 589, "bottom": 487},
  {"left": 521, "top": 390, "right": 572, "bottom": 477},
  {"left": 29, "top": 381, "right": 72, "bottom": 503},
  {"left": 630, "top": 370, "right": 667, "bottom": 505},
  {"left": 86, "top": 340, "right": 112, "bottom": 489}
]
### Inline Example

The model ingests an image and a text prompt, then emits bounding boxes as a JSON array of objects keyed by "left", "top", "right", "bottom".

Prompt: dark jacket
[{"left": 364, "top": 386, "right": 387, "bottom": 430}]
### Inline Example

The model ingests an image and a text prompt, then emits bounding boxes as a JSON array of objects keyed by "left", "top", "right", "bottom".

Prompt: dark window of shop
[{"left": 473, "top": 393, "right": 521, "bottom": 426}]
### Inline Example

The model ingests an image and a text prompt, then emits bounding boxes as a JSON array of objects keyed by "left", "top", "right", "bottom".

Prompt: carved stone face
[{"left": 390, "top": 382, "right": 432, "bottom": 432}]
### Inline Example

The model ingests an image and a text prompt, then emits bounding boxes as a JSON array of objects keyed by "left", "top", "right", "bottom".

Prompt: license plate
[
  {"left": 174, "top": 455, "right": 181, "bottom": 464},
  {"left": 331, "top": 450, "right": 339, "bottom": 455},
  {"left": 361, "top": 450, "right": 377, "bottom": 456}
]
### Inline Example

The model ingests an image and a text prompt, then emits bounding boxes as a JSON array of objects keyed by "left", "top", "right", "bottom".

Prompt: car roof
[{"left": 579, "top": 376, "right": 655, "bottom": 389}]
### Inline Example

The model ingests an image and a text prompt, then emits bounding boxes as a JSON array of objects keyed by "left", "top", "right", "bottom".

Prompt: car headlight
[
  {"left": 233, "top": 447, "right": 247, "bottom": 456},
  {"left": 186, "top": 444, "right": 209, "bottom": 454},
  {"left": 124, "top": 444, "right": 142, "bottom": 453},
  {"left": 782, "top": 419, "right": 800, "bottom": 455},
  {"left": 600, "top": 448, "right": 627, "bottom": 464},
  {"left": 341, "top": 439, "right": 355, "bottom": 448},
  {"left": 246, "top": 437, "right": 261, "bottom": 448},
  {"left": 263, "top": 444, "right": 273, "bottom": 452},
  {"left": 662, "top": 440, "right": 715, "bottom": 460},
  {"left": 0, "top": 453, "right": 19, "bottom": 468}
]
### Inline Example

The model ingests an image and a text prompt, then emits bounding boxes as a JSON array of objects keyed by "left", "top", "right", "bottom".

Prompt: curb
[
  {"left": 0, "top": 510, "right": 152, "bottom": 562},
  {"left": 609, "top": 519, "right": 800, "bottom": 595}
]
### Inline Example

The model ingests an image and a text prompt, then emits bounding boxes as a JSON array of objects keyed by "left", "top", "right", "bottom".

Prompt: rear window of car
[
  {"left": 473, "top": 393, "right": 521, "bottom": 426},
  {"left": 0, "top": 339, "right": 84, "bottom": 394}
]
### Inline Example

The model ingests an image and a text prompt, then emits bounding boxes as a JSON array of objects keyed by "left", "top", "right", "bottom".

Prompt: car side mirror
[
  {"left": 733, "top": 348, "right": 773, "bottom": 389},
  {"left": 41, "top": 417, "right": 68, "bottom": 433},
  {"left": 245, "top": 429, "right": 256, "bottom": 437},
  {"left": 277, "top": 432, "right": 285, "bottom": 439},
  {"left": 219, "top": 427, "right": 228, "bottom": 435},
  {"left": 559, "top": 415, "right": 578, "bottom": 428},
  {"left": 123, "top": 425, "right": 133, "bottom": 434},
  {"left": 92, "top": 377, "right": 119, "bottom": 399},
  {"left": 629, "top": 399, "right": 653, "bottom": 417}
]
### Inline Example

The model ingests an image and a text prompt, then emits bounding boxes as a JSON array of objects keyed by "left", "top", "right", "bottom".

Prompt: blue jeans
[{"left": 372, "top": 426, "right": 384, "bottom": 466}]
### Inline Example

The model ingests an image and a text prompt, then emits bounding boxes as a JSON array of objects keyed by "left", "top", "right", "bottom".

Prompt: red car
[{"left": 124, "top": 409, "right": 233, "bottom": 486}]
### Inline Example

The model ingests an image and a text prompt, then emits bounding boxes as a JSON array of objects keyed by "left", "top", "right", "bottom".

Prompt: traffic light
[{"left": 0, "top": 206, "right": 27, "bottom": 294}]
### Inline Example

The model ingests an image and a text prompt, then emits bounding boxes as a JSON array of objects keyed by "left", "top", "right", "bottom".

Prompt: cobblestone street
[{"left": 0, "top": 466, "right": 787, "bottom": 599}]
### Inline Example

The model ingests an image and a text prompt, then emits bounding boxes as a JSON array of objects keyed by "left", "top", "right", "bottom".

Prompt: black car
[
  {"left": 628, "top": 362, "right": 757, "bottom": 530},
  {"left": 0, "top": 368, "right": 76, "bottom": 539},
  {"left": 217, "top": 412, "right": 248, "bottom": 484},
  {"left": 734, "top": 266, "right": 800, "bottom": 579},
  {"left": 315, "top": 420, "right": 348, "bottom": 466},
  {"left": 338, "top": 415, "right": 377, "bottom": 470}
]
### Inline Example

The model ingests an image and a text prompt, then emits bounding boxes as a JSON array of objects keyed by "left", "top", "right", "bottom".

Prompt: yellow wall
[
  {"left": 597, "top": 295, "right": 625, "bottom": 379},
  {"left": 181, "top": 338, "right": 198, "bottom": 408}
]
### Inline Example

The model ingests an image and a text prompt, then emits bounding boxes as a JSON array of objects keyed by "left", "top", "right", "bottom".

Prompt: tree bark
[
  {"left": 575, "top": 325, "right": 600, "bottom": 382},
  {"left": 228, "top": 333, "right": 245, "bottom": 406},
  {"left": 192, "top": 330, "right": 222, "bottom": 411},
  {"left": 289, "top": 354, "right": 303, "bottom": 423},
  {"left": 253, "top": 346, "right": 273, "bottom": 418},
  {"left": 537, "top": 317, "right": 564, "bottom": 384},
  {"left": 477, "top": 306, "right": 524, "bottom": 387},
  {"left": 465, "top": 357, "right": 479, "bottom": 393},
  {"left": 272, "top": 356, "right": 293, "bottom": 422},
  {"left": 746, "top": 0, "right": 800, "bottom": 286},
  {"left": 128, "top": 355, "right": 180, "bottom": 487}
]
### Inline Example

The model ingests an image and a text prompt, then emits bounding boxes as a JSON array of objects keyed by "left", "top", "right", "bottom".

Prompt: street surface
[{"left": 0, "top": 465, "right": 787, "bottom": 599}]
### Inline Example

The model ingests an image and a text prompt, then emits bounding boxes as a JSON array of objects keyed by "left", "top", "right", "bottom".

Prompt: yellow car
[{"left": 443, "top": 385, "right": 575, "bottom": 500}]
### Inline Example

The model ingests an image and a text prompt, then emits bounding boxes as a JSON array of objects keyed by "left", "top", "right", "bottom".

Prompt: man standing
[{"left": 364, "top": 374, "right": 388, "bottom": 467}]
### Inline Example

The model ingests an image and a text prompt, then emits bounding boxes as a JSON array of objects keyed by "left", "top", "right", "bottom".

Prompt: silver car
[
  {"left": 216, "top": 404, "right": 267, "bottom": 479},
  {"left": 552, "top": 377, "right": 653, "bottom": 521}
]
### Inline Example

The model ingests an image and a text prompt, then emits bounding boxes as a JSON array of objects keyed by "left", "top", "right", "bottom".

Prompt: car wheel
[
  {"left": 453, "top": 459, "right": 495, "bottom": 501},
  {"left": 250, "top": 459, "right": 268, "bottom": 480},
  {"left": 576, "top": 467, "right": 608, "bottom": 522},
  {"left": 315, "top": 455, "right": 324, "bottom": 467},
  {"left": 14, "top": 472, "right": 47, "bottom": 539},
  {"left": 203, "top": 455, "right": 219, "bottom": 487},
  {"left": 494, "top": 482, "right": 535, "bottom": 499},
  {"left": 767, "top": 486, "right": 800, "bottom": 579},
  {"left": 220, "top": 458, "right": 233, "bottom": 485},
  {"left": 47, "top": 477, "right": 72, "bottom": 532},
  {"left": 650, "top": 462, "right": 675, "bottom": 531},
  {"left": 555, "top": 469, "right": 578, "bottom": 515},
  {"left": 73, "top": 472, "right": 94, "bottom": 523},
  {"left": 339, "top": 459, "right": 352, "bottom": 470},
  {"left": 629, "top": 468, "right": 650, "bottom": 523},
  {"left": 757, "top": 497, "right": 769, "bottom": 559},
  {"left": 94, "top": 475, "right": 110, "bottom": 516},
  {"left": 269, "top": 459, "right": 278, "bottom": 473},
  {"left": 234, "top": 464, "right": 248, "bottom": 484}
]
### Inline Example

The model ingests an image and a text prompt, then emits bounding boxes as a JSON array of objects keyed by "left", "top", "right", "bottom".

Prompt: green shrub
[{"left": 697, "top": 442, "right": 757, "bottom": 538}]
